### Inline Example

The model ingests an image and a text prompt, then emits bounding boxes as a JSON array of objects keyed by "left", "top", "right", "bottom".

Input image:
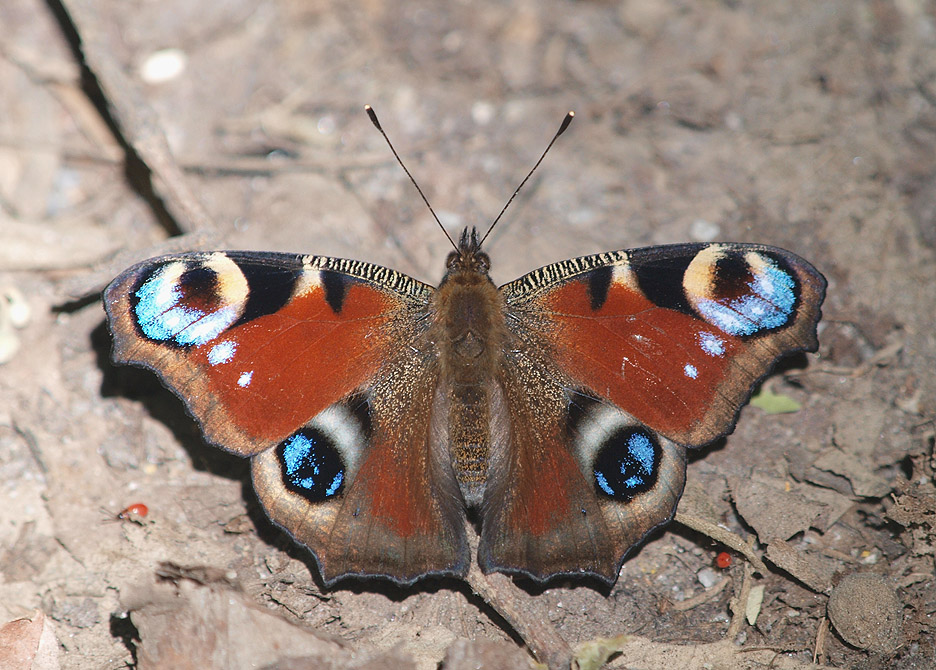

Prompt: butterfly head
[{"left": 443, "top": 227, "right": 491, "bottom": 280}]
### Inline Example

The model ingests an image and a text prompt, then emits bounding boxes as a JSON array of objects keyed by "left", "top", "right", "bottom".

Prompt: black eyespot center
[
  {"left": 277, "top": 427, "right": 346, "bottom": 502},
  {"left": 711, "top": 253, "right": 755, "bottom": 300},
  {"left": 177, "top": 265, "right": 222, "bottom": 310},
  {"left": 593, "top": 427, "right": 661, "bottom": 502}
]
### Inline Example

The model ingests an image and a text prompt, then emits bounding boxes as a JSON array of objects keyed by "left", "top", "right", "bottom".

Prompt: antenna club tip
[
  {"left": 365, "top": 105, "right": 382, "bottom": 130},
  {"left": 558, "top": 111, "right": 575, "bottom": 135}
]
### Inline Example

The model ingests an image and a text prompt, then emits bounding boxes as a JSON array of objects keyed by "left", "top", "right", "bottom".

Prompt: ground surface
[{"left": 1, "top": 1, "right": 935, "bottom": 669}]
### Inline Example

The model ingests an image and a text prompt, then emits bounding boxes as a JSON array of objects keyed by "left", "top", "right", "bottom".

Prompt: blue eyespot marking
[
  {"left": 696, "top": 261, "right": 796, "bottom": 336},
  {"left": 593, "top": 428, "right": 660, "bottom": 501},
  {"left": 237, "top": 371, "right": 253, "bottom": 388},
  {"left": 697, "top": 331, "right": 726, "bottom": 356},
  {"left": 278, "top": 429, "right": 344, "bottom": 501},
  {"left": 595, "top": 473, "right": 610, "bottom": 494},
  {"left": 133, "top": 265, "right": 239, "bottom": 346},
  {"left": 684, "top": 363, "right": 698, "bottom": 379},
  {"left": 208, "top": 340, "right": 236, "bottom": 365}
]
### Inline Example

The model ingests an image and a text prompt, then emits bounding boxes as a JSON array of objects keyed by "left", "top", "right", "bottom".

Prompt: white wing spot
[
  {"left": 208, "top": 340, "right": 237, "bottom": 366},
  {"left": 697, "top": 331, "right": 726, "bottom": 357}
]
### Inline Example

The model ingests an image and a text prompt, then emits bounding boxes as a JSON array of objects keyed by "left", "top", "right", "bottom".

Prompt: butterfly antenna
[
  {"left": 478, "top": 111, "right": 574, "bottom": 247},
  {"left": 365, "top": 105, "right": 458, "bottom": 251}
]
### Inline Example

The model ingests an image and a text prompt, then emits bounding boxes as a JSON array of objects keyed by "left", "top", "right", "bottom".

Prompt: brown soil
[{"left": 1, "top": 1, "right": 934, "bottom": 669}]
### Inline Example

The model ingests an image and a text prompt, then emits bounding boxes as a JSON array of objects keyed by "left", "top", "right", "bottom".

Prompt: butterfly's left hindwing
[
  {"left": 104, "top": 251, "right": 469, "bottom": 584},
  {"left": 480, "top": 242, "right": 825, "bottom": 583}
]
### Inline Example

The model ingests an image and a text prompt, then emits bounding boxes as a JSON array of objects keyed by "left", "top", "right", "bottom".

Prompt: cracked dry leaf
[
  {"left": 0, "top": 611, "right": 61, "bottom": 670},
  {"left": 572, "top": 636, "right": 833, "bottom": 669},
  {"left": 572, "top": 634, "right": 630, "bottom": 670},
  {"left": 121, "top": 570, "right": 416, "bottom": 670},
  {"left": 765, "top": 540, "right": 838, "bottom": 593},
  {"left": 810, "top": 449, "right": 891, "bottom": 498},
  {"left": 729, "top": 474, "right": 851, "bottom": 543}
]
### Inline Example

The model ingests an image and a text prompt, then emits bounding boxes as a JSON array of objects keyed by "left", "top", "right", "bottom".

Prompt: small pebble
[
  {"left": 4, "top": 288, "right": 30, "bottom": 327},
  {"left": 697, "top": 566, "right": 719, "bottom": 588},
  {"left": 690, "top": 218, "right": 720, "bottom": 242},
  {"left": 139, "top": 48, "right": 187, "bottom": 84},
  {"left": 0, "top": 287, "right": 30, "bottom": 364},
  {"left": 827, "top": 573, "right": 902, "bottom": 654}
]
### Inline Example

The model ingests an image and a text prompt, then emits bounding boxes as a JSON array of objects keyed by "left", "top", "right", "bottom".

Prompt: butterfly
[{"left": 103, "top": 112, "right": 826, "bottom": 586}]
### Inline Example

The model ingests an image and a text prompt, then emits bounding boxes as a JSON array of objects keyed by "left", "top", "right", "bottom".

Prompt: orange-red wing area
[
  {"left": 190, "top": 281, "right": 398, "bottom": 446},
  {"left": 538, "top": 277, "right": 746, "bottom": 445}
]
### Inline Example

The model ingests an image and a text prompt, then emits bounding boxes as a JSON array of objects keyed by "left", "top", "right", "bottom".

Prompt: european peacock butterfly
[{"left": 103, "top": 111, "right": 825, "bottom": 586}]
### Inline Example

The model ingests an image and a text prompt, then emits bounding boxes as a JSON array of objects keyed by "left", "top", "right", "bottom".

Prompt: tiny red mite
[
  {"left": 117, "top": 503, "right": 149, "bottom": 521},
  {"left": 715, "top": 551, "right": 732, "bottom": 569}
]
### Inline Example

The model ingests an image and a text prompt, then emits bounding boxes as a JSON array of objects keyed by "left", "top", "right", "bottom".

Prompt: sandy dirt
[{"left": 1, "top": 1, "right": 934, "bottom": 668}]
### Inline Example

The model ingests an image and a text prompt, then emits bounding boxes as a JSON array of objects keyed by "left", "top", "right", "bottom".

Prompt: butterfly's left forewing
[
  {"left": 105, "top": 251, "right": 430, "bottom": 453},
  {"left": 105, "top": 251, "right": 469, "bottom": 584},
  {"left": 481, "top": 242, "right": 825, "bottom": 583}
]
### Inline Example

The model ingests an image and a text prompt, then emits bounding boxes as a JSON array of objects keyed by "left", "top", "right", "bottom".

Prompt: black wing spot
[
  {"left": 179, "top": 264, "right": 219, "bottom": 294},
  {"left": 321, "top": 270, "right": 354, "bottom": 315},
  {"left": 586, "top": 266, "right": 613, "bottom": 311},
  {"left": 277, "top": 427, "right": 346, "bottom": 502},
  {"left": 629, "top": 247, "right": 697, "bottom": 313},
  {"left": 709, "top": 252, "right": 755, "bottom": 298},
  {"left": 592, "top": 427, "right": 661, "bottom": 502},
  {"left": 235, "top": 259, "right": 301, "bottom": 325}
]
